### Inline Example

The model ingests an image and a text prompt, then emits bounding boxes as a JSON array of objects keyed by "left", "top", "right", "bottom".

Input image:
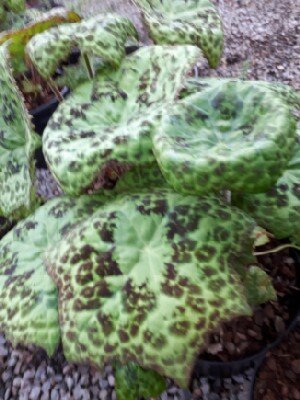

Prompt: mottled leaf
[
  {"left": 0, "top": 7, "right": 80, "bottom": 72},
  {"left": 220, "top": 80, "right": 300, "bottom": 245},
  {"left": 5, "top": 0, "right": 25, "bottom": 13},
  {"left": 0, "top": 194, "right": 111, "bottom": 354},
  {"left": 153, "top": 79, "right": 296, "bottom": 195},
  {"left": 26, "top": 13, "right": 138, "bottom": 79},
  {"left": 133, "top": 0, "right": 223, "bottom": 67},
  {"left": 236, "top": 127, "right": 300, "bottom": 245},
  {"left": 115, "top": 362, "right": 166, "bottom": 400},
  {"left": 244, "top": 266, "right": 277, "bottom": 307},
  {"left": 0, "top": 42, "right": 40, "bottom": 219},
  {"left": 114, "top": 163, "right": 169, "bottom": 193},
  {"left": 46, "top": 190, "right": 258, "bottom": 386},
  {"left": 43, "top": 45, "right": 202, "bottom": 195}
]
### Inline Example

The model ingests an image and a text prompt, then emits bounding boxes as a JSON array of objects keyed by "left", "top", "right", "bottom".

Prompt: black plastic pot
[
  {"left": 191, "top": 249, "right": 300, "bottom": 382},
  {"left": 125, "top": 45, "right": 140, "bottom": 55},
  {"left": 291, "top": 249, "right": 300, "bottom": 327},
  {"left": 30, "top": 87, "right": 69, "bottom": 168},
  {"left": 30, "top": 86, "right": 69, "bottom": 136},
  {"left": 249, "top": 323, "right": 300, "bottom": 400}
]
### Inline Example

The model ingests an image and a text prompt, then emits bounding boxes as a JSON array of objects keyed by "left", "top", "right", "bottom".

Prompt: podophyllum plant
[
  {"left": 132, "top": 0, "right": 223, "bottom": 68},
  {"left": 26, "top": 13, "right": 139, "bottom": 79},
  {"left": 0, "top": 190, "right": 275, "bottom": 391},
  {"left": 0, "top": 42, "right": 40, "bottom": 220},
  {"left": 178, "top": 77, "right": 300, "bottom": 246},
  {"left": 0, "top": 2, "right": 299, "bottom": 399}
]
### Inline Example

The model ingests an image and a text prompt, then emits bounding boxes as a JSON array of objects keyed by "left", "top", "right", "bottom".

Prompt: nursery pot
[
  {"left": 250, "top": 324, "right": 300, "bottom": 400},
  {"left": 30, "top": 87, "right": 69, "bottom": 169},
  {"left": 191, "top": 249, "right": 300, "bottom": 381},
  {"left": 30, "top": 86, "right": 69, "bottom": 136}
]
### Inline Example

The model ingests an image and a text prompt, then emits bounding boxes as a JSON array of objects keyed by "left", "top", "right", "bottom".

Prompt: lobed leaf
[
  {"left": 0, "top": 7, "right": 80, "bottom": 72},
  {"left": 46, "top": 189, "right": 258, "bottom": 386},
  {"left": 236, "top": 126, "right": 300, "bottom": 245},
  {"left": 0, "top": 194, "right": 112, "bottom": 354},
  {"left": 43, "top": 45, "right": 202, "bottom": 195},
  {"left": 0, "top": 42, "right": 40, "bottom": 219},
  {"left": 26, "top": 13, "right": 139, "bottom": 79},
  {"left": 153, "top": 80, "right": 296, "bottom": 195},
  {"left": 215, "top": 79, "right": 300, "bottom": 245},
  {"left": 132, "top": 0, "right": 223, "bottom": 67}
]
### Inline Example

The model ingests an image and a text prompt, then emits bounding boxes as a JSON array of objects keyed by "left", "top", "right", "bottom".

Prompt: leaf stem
[
  {"left": 83, "top": 53, "right": 94, "bottom": 79},
  {"left": 48, "top": 78, "right": 63, "bottom": 102},
  {"left": 253, "top": 243, "right": 300, "bottom": 256}
]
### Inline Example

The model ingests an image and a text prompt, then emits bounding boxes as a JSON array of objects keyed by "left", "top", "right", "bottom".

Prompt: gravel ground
[
  {"left": 57, "top": 0, "right": 299, "bottom": 89},
  {"left": 206, "top": 0, "right": 300, "bottom": 90},
  {"left": 1, "top": 1, "right": 299, "bottom": 399}
]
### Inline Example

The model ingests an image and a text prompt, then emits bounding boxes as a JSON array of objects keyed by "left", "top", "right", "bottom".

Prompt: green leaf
[
  {"left": 236, "top": 126, "right": 300, "bottom": 245},
  {"left": 114, "top": 163, "right": 169, "bottom": 193},
  {"left": 0, "top": 0, "right": 25, "bottom": 24},
  {"left": 46, "top": 190, "right": 257, "bottom": 387},
  {"left": 0, "top": 194, "right": 112, "bottom": 354},
  {"left": 43, "top": 45, "right": 202, "bottom": 195},
  {"left": 153, "top": 79, "right": 296, "bottom": 195},
  {"left": 115, "top": 362, "right": 167, "bottom": 400},
  {"left": 26, "top": 13, "right": 139, "bottom": 79},
  {"left": 244, "top": 265, "right": 277, "bottom": 307},
  {"left": 0, "top": 7, "right": 81, "bottom": 72},
  {"left": 5, "top": 0, "right": 25, "bottom": 13},
  {"left": 0, "top": 42, "right": 40, "bottom": 219},
  {"left": 222, "top": 80, "right": 300, "bottom": 245},
  {"left": 133, "top": 0, "right": 223, "bottom": 67}
]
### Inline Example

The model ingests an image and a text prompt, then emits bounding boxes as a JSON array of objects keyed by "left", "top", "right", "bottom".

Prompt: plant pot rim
[
  {"left": 29, "top": 86, "right": 69, "bottom": 117},
  {"left": 249, "top": 323, "right": 300, "bottom": 400},
  {"left": 192, "top": 248, "right": 300, "bottom": 380}
]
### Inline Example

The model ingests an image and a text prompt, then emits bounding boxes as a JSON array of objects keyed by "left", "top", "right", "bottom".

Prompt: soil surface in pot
[
  {"left": 254, "top": 328, "right": 300, "bottom": 400},
  {"left": 199, "top": 240, "right": 299, "bottom": 362},
  {"left": 16, "top": 75, "right": 57, "bottom": 112}
]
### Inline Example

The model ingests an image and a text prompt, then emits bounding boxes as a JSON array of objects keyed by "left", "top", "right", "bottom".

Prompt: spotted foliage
[
  {"left": 26, "top": 13, "right": 138, "bottom": 79},
  {"left": 0, "top": 7, "right": 80, "bottom": 72},
  {"left": 45, "top": 189, "right": 263, "bottom": 387},
  {"left": 0, "top": 42, "right": 40, "bottom": 219},
  {"left": 115, "top": 362, "right": 167, "bottom": 400},
  {"left": 207, "top": 80, "right": 300, "bottom": 245},
  {"left": 43, "top": 45, "right": 202, "bottom": 195},
  {"left": 236, "top": 126, "right": 300, "bottom": 245},
  {"left": 114, "top": 163, "right": 169, "bottom": 193},
  {"left": 153, "top": 80, "right": 296, "bottom": 196},
  {"left": 0, "top": 194, "right": 112, "bottom": 354},
  {"left": 244, "top": 266, "right": 276, "bottom": 306},
  {"left": 133, "top": 0, "right": 223, "bottom": 67},
  {"left": 0, "top": 0, "right": 25, "bottom": 24}
]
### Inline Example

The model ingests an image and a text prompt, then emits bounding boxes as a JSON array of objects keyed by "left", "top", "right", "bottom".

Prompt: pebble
[
  {"left": 30, "top": 386, "right": 41, "bottom": 400},
  {"left": 107, "top": 374, "right": 115, "bottom": 387},
  {"left": 100, "top": 389, "right": 108, "bottom": 400},
  {"left": 0, "top": 346, "right": 8, "bottom": 357}
]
